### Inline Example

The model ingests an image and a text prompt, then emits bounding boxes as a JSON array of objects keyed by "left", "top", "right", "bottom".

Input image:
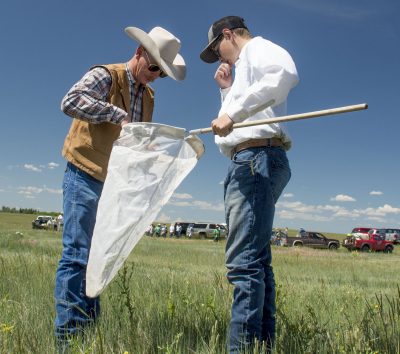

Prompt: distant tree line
[
  {"left": 0, "top": 206, "right": 60, "bottom": 215},
  {"left": 1, "top": 206, "right": 40, "bottom": 214}
]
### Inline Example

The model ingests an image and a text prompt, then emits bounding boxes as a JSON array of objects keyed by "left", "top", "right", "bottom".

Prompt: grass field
[{"left": 0, "top": 213, "right": 399, "bottom": 353}]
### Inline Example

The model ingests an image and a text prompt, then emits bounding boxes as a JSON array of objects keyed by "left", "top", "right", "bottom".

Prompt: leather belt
[{"left": 231, "top": 138, "right": 283, "bottom": 159}]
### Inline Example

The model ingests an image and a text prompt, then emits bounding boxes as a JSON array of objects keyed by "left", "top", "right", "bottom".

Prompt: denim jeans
[
  {"left": 54, "top": 162, "right": 104, "bottom": 339},
  {"left": 224, "top": 146, "right": 291, "bottom": 353}
]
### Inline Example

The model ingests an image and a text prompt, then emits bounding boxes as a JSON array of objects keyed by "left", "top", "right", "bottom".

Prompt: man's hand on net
[{"left": 211, "top": 113, "right": 234, "bottom": 137}]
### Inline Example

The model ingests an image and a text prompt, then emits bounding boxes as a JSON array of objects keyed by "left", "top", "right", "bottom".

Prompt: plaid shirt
[{"left": 61, "top": 64, "right": 144, "bottom": 124}]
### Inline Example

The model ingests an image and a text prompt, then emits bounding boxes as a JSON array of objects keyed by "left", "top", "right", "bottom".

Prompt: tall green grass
[{"left": 0, "top": 213, "right": 399, "bottom": 353}]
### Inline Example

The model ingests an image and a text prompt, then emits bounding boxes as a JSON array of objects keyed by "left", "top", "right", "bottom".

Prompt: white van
[{"left": 382, "top": 228, "right": 400, "bottom": 243}]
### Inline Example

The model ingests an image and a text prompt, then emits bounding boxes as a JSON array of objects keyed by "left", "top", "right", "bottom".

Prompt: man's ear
[
  {"left": 222, "top": 28, "right": 232, "bottom": 40},
  {"left": 135, "top": 46, "right": 143, "bottom": 58}
]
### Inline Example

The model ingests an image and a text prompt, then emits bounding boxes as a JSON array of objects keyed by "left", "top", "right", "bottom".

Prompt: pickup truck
[
  {"left": 343, "top": 233, "right": 394, "bottom": 253},
  {"left": 32, "top": 215, "right": 53, "bottom": 229},
  {"left": 282, "top": 231, "right": 340, "bottom": 250}
]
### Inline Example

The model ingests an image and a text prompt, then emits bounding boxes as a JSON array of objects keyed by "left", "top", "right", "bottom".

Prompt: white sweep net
[{"left": 86, "top": 123, "right": 204, "bottom": 298}]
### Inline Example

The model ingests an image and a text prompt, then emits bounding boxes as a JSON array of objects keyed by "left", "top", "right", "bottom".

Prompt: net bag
[{"left": 86, "top": 123, "right": 204, "bottom": 297}]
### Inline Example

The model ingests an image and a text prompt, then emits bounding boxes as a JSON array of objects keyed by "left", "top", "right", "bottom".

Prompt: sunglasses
[
  {"left": 143, "top": 50, "right": 167, "bottom": 78},
  {"left": 211, "top": 34, "right": 223, "bottom": 58}
]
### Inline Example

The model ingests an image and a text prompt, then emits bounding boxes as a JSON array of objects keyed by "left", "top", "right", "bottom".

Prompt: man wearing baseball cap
[
  {"left": 200, "top": 16, "right": 299, "bottom": 353},
  {"left": 54, "top": 25, "right": 185, "bottom": 345}
]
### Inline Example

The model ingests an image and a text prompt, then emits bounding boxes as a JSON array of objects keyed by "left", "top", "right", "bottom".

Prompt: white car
[
  {"left": 381, "top": 228, "right": 400, "bottom": 243},
  {"left": 32, "top": 215, "right": 53, "bottom": 229}
]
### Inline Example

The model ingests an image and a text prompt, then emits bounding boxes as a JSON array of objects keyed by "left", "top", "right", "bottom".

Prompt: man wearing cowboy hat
[{"left": 54, "top": 25, "right": 185, "bottom": 343}]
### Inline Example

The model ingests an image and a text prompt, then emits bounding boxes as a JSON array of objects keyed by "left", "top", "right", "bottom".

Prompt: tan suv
[{"left": 192, "top": 223, "right": 227, "bottom": 239}]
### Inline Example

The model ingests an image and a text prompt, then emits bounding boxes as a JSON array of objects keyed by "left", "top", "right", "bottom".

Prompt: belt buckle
[{"left": 231, "top": 147, "right": 237, "bottom": 160}]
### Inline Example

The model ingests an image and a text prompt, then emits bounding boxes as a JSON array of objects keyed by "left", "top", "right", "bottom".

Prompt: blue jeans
[
  {"left": 224, "top": 147, "right": 291, "bottom": 353},
  {"left": 54, "top": 162, "right": 104, "bottom": 339}
]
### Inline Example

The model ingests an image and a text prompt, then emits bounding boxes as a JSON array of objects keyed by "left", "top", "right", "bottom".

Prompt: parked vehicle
[
  {"left": 380, "top": 228, "right": 400, "bottom": 244},
  {"left": 172, "top": 221, "right": 193, "bottom": 236},
  {"left": 32, "top": 215, "right": 53, "bottom": 229},
  {"left": 270, "top": 229, "right": 288, "bottom": 246},
  {"left": 282, "top": 231, "right": 340, "bottom": 250},
  {"left": 343, "top": 230, "right": 394, "bottom": 253},
  {"left": 365, "top": 228, "right": 399, "bottom": 244},
  {"left": 348, "top": 227, "right": 372, "bottom": 240},
  {"left": 192, "top": 223, "right": 227, "bottom": 239},
  {"left": 368, "top": 228, "right": 386, "bottom": 241}
]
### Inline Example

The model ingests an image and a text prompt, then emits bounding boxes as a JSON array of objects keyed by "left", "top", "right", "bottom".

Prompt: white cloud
[
  {"left": 17, "top": 186, "right": 62, "bottom": 198},
  {"left": 366, "top": 216, "right": 386, "bottom": 222},
  {"left": 48, "top": 162, "right": 59, "bottom": 169},
  {"left": 277, "top": 209, "right": 331, "bottom": 222},
  {"left": 277, "top": 201, "right": 346, "bottom": 221},
  {"left": 352, "top": 204, "right": 400, "bottom": 218},
  {"left": 18, "top": 186, "right": 43, "bottom": 195},
  {"left": 192, "top": 200, "right": 224, "bottom": 211},
  {"left": 330, "top": 194, "right": 356, "bottom": 202},
  {"left": 24, "top": 164, "right": 42, "bottom": 172},
  {"left": 172, "top": 193, "right": 193, "bottom": 199},
  {"left": 377, "top": 204, "right": 400, "bottom": 215},
  {"left": 277, "top": 201, "right": 344, "bottom": 215},
  {"left": 45, "top": 188, "right": 62, "bottom": 195},
  {"left": 277, "top": 199, "right": 400, "bottom": 225},
  {"left": 333, "top": 209, "right": 360, "bottom": 219},
  {"left": 20, "top": 162, "right": 59, "bottom": 172},
  {"left": 169, "top": 201, "right": 192, "bottom": 207},
  {"left": 369, "top": 190, "right": 383, "bottom": 196},
  {"left": 283, "top": 193, "right": 294, "bottom": 198},
  {"left": 156, "top": 212, "right": 172, "bottom": 223},
  {"left": 168, "top": 197, "right": 224, "bottom": 212}
]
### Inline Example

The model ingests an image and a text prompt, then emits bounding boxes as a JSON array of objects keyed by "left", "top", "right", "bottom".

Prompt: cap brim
[
  {"left": 200, "top": 47, "right": 219, "bottom": 63},
  {"left": 200, "top": 36, "right": 220, "bottom": 63}
]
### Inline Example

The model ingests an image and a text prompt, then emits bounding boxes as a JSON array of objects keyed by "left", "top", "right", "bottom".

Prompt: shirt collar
[
  {"left": 125, "top": 62, "right": 145, "bottom": 95},
  {"left": 125, "top": 62, "right": 135, "bottom": 86},
  {"left": 236, "top": 37, "right": 253, "bottom": 65}
]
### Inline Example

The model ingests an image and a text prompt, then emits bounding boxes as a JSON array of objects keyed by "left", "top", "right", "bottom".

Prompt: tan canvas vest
[{"left": 62, "top": 63, "right": 154, "bottom": 182}]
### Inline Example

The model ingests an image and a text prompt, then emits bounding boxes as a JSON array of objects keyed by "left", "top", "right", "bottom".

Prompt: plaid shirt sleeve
[{"left": 61, "top": 67, "right": 127, "bottom": 124}]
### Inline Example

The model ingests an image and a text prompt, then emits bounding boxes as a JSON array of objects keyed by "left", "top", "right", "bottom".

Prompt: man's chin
[{"left": 140, "top": 77, "right": 154, "bottom": 85}]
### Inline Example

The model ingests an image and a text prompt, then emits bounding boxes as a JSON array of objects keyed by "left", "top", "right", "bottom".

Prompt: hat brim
[
  {"left": 125, "top": 27, "right": 186, "bottom": 81},
  {"left": 200, "top": 36, "right": 220, "bottom": 63},
  {"left": 160, "top": 53, "right": 186, "bottom": 81}
]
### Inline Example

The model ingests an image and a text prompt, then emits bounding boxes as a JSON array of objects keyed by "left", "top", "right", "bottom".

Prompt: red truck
[{"left": 343, "top": 232, "right": 394, "bottom": 253}]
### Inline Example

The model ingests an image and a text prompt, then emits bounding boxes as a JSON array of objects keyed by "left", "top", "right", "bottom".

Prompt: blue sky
[{"left": 0, "top": 0, "right": 399, "bottom": 234}]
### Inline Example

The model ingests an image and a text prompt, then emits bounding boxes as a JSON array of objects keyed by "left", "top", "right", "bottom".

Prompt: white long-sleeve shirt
[{"left": 215, "top": 36, "right": 299, "bottom": 157}]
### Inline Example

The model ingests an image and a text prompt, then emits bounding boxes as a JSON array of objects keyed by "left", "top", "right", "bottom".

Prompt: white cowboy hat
[{"left": 125, "top": 26, "right": 186, "bottom": 81}]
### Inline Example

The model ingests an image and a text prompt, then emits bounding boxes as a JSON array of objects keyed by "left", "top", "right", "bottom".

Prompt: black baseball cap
[{"left": 200, "top": 16, "right": 248, "bottom": 63}]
